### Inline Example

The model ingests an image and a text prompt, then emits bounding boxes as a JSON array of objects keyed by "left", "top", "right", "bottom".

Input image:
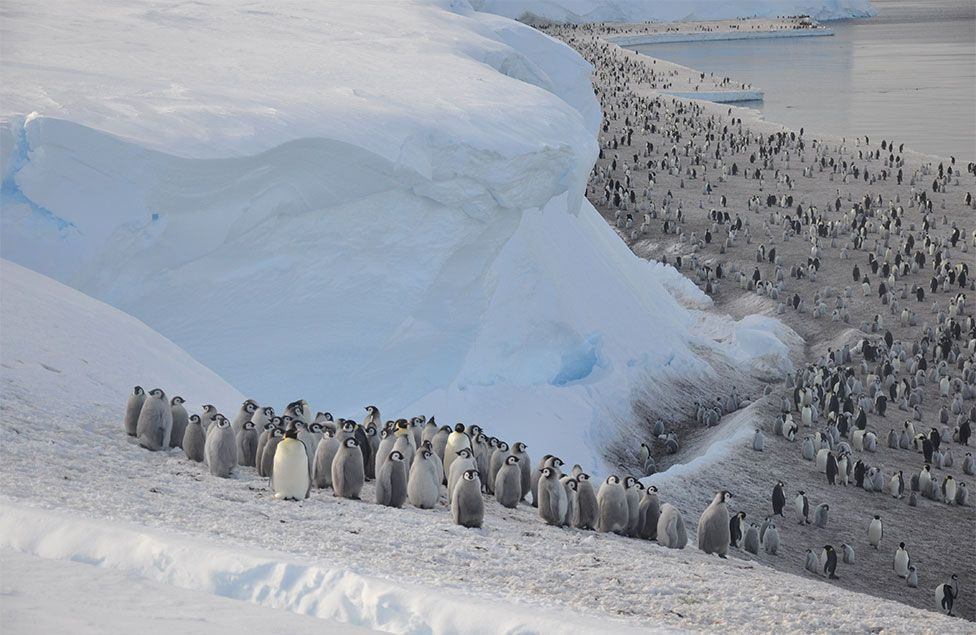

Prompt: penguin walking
[
  {"left": 170, "top": 396, "right": 188, "bottom": 449},
  {"left": 272, "top": 421, "right": 311, "bottom": 500},
  {"left": 204, "top": 415, "right": 237, "bottom": 478},
  {"left": 656, "top": 503, "right": 688, "bottom": 549},
  {"left": 772, "top": 481, "right": 786, "bottom": 516},
  {"left": 596, "top": 475, "right": 629, "bottom": 534},
  {"left": 407, "top": 448, "right": 441, "bottom": 509},
  {"left": 332, "top": 438, "right": 365, "bottom": 499},
  {"left": 236, "top": 420, "right": 259, "bottom": 467},
  {"left": 537, "top": 467, "right": 568, "bottom": 526},
  {"left": 795, "top": 491, "right": 810, "bottom": 524},
  {"left": 868, "top": 515, "right": 884, "bottom": 549},
  {"left": 698, "top": 491, "right": 732, "bottom": 558},
  {"left": 935, "top": 575, "right": 958, "bottom": 616},
  {"left": 375, "top": 450, "right": 407, "bottom": 508},
  {"left": 822, "top": 545, "right": 839, "bottom": 579},
  {"left": 123, "top": 386, "right": 146, "bottom": 437},
  {"left": 894, "top": 542, "right": 910, "bottom": 578},
  {"left": 493, "top": 455, "right": 522, "bottom": 509},
  {"left": 136, "top": 388, "right": 172, "bottom": 451},
  {"left": 182, "top": 415, "right": 206, "bottom": 462},
  {"left": 451, "top": 470, "right": 484, "bottom": 528}
]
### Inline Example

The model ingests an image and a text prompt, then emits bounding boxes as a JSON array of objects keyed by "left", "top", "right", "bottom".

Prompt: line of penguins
[{"left": 123, "top": 393, "right": 688, "bottom": 541}]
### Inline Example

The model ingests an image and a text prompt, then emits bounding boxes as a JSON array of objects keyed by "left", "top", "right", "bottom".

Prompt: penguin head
[
  {"left": 624, "top": 476, "right": 636, "bottom": 488},
  {"left": 797, "top": 490, "right": 805, "bottom": 496},
  {"left": 342, "top": 421, "right": 357, "bottom": 433},
  {"left": 514, "top": 442, "right": 526, "bottom": 453},
  {"left": 899, "top": 542, "right": 906, "bottom": 549},
  {"left": 428, "top": 415, "right": 436, "bottom": 425},
  {"left": 395, "top": 419, "right": 409, "bottom": 433},
  {"left": 133, "top": 386, "right": 144, "bottom": 395},
  {"left": 244, "top": 401, "right": 257, "bottom": 414},
  {"left": 171, "top": 396, "right": 184, "bottom": 406},
  {"left": 607, "top": 475, "right": 620, "bottom": 485},
  {"left": 215, "top": 415, "right": 229, "bottom": 428},
  {"left": 566, "top": 479, "right": 579, "bottom": 491},
  {"left": 389, "top": 451, "right": 404, "bottom": 462},
  {"left": 421, "top": 440, "right": 432, "bottom": 451},
  {"left": 149, "top": 388, "right": 165, "bottom": 399},
  {"left": 469, "top": 424, "right": 482, "bottom": 437},
  {"left": 577, "top": 472, "right": 590, "bottom": 482},
  {"left": 422, "top": 449, "right": 432, "bottom": 460},
  {"left": 454, "top": 423, "right": 465, "bottom": 433},
  {"left": 498, "top": 441, "right": 509, "bottom": 452},
  {"left": 243, "top": 421, "right": 255, "bottom": 431},
  {"left": 874, "top": 514, "right": 881, "bottom": 520},
  {"left": 477, "top": 433, "right": 487, "bottom": 444},
  {"left": 271, "top": 428, "right": 284, "bottom": 438},
  {"left": 822, "top": 504, "right": 829, "bottom": 511},
  {"left": 263, "top": 422, "right": 276, "bottom": 431},
  {"left": 284, "top": 421, "right": 299, "bottom": 438},
  {"left": 551, "top": 457, "right": 564, "bottom": 468},
  {"left": 439, "top": 425, "right": 451, "bottom": 433},
  {"left": 456, "top": 448, "right": 472, "bottom": 459},
  {"left": 271, "top": 416, "right": 283, "bottom": 427},
  {"left": 322, "top": 412, "right": 333, "bottom": 421},
  {"left": 736, "top": 510, "right": 745, "bottom": 519},
  {"left": 542, "top": 467, "right": 556, "bottom": 479},
  {"left": 190, "top": 414, "right": 201, "bottom": 425},
  {"left": 344, "top": 438, "right": 359, "bottom": 448},
  {"left": 380, "top": 429, "right": 390, "bottom": 439},
  {"left": 462, "top": 469, "right": 478, "bottom": 482},
  {"left": 310, "top": 423, "right": 323, "bottom": 433},
  {"left": 719, "top": 490, "right": 732, "bottom": 502},
  {"left": 203, "top": 404, "right": 216, "bottom": 414},
  {"left": 824, "top": 545, "right": 833, "bottom": 552},
  {"left": 505, "top": 456, "right": 519, "bottom": 466},
  {"left": 293, "top": 404, "right": 304, "bottom": 417},
  {"left": 365, "top": 405, "right": 378, "bottom": 415}
]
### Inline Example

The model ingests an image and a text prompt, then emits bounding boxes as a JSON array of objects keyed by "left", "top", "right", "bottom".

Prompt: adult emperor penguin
[
  {"left": 575, "top": 472, "right": 598, "bottom": 530},
  {"left": 237, "top": 420, "right": 259, "bottom": 467},
  {"left": 656, "top": 503, "right": 688, "bottom": 549},
  {"left": 935, "top": 574, "right": 959, "bottom": 616},
  {"left": 638, "top": 486, "right": 662, "bottom": 540},
  {"left": 448, "top": 448, "right": 477, "bottom": 500},
  {"left": 123, "top": 386, "right": 145, "bottom": 437},
  {"left": 312, "top": 430, "right": 339, "bottom": 489},
  {"left": 894, "top": 542, "right": 911, "bottom": 578},
  {"left": 494, "top": 455, "right": 522, "bottom": 509},
  {"left": 743, "top": 523, "right": 760, "bottom": 554},
  {"left": 332, "top": 438, "right": 365, "bottom": 499},
  {"left": 170, "top": 396, "right": 189, "bottom": 449},
  {"left": 231, "top": 399, "right": 258, "bottom": 435},
  {"left": 443, "top": 424, "right": 471, "bottom": 484},
  {"left": 407, "top": 448, "right": 440, "bottom": 509},
  {"left": 868, "top": 515, "right": 884, "bottom": 549},
  {"left": 822, "top": 545, "right": 838, "bottom": 579},
  {"left": 136, "top": 388, "right": 173, "bottom": 451},
  {"left": 510, "top": 442, "right": 532, "bottom": 501},
  {"left": 260, "top": 428, "right": 284, "bottom": 479},
  {"left": 729, "top": 510, "right": 745, "bottom": 548},
  {"left": 272, "top": 421, "right": 311, "bottom": 500},
  {"left": 624, "top": 477, "right": 642, "bottom": 536},
  {"left": 375, "top": 450, "right": 407, "bottom": 508},
  {"left": 205, "top": 415, "right": 237, "bottom": 478},
  {"left": 698, "top": 491, "right": 732, "bottom": 558},
  {"left": 942, "top": 475, "right": 958, "bottom": 504},
  {"left": 183, "top": 414, "right": 206, "bottom": 462},
  {"left": 814, "top": 503, "right": 829, "bottom": 529},
  {"left": 538, "top": 467, "right": 568, "bottom": 526},
  {"left": 795, "top": 491, "right": 811, "bottom": 524},
  {"left": 596, "top": 475, "right": 629, "bottom": 534},
  {"left": 452, "top": 470, "right": 484, "bottom": 528},
  {"left": 762, "top": 521, "right": 780, "bottom": 555},
  {"left": 825, "top": 452, "right": 838, "bottom": 485},
  {"left": 772, "top": 481, "right": 786, "bottom": 516}
]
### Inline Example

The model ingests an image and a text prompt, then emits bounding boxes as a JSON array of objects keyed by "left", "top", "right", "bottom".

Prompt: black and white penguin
[
  {"left": 537, "top": 467, "right": 568, "bottom": 526},
  {"left": 332, "top": 438, "right": 365, "bottom": 499},
  {"left": 451, "top": 470, "right": 484, "bottom": 528},
  {"left": 637, "top": 486, "right": 661, "bottom": 540},
  {"left": 868, "top": 515, "right": 884, "bottom": 549},
  {"left": 656, "top": 503, "right": 687, "bottom": 549},
  {"left": 596, "top": 475, "right": 629, "bottom": 534},
  {"left": 772, "top": 481, "right": 786, "bottom": 516},
  {"left": 312, "top": 430, "right": 340, "bottom": 489},
  {"left": 935, "top": 574, "right": 959, "bottom": 616},
  {"left": 272, "top": 421, "right": 310, "bottom": 499},
  {"left": 894, "top": 542, "right": 910, "bottom": 578},
  {"left": 375, "top": 450, "right": 407, "bottom": 508},
  {"left": 814, "top": 503, "right": 829, "bottom": 529},
  {"left": 762, "top": 522, "right": 780, "bottom": 556},
  {"left": 236, "top": 420, "right": 259, "bottom": 467},
  {"left": 795, "top": 491, "right": 810, "bottom": 524},
  {"left": 575, "top": 472, "right": 598, "bottom": 530},
  {"left": 822, "top": 545, "right": 839, "bottom": 579}
]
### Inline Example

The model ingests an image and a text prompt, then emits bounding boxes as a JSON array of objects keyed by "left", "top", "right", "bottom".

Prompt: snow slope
[
  {"left": 470, "top": 0, "right": 877, "bottom": 23},
  {"left": 0, "top": 0, "right": 795, "bottom": 470}
]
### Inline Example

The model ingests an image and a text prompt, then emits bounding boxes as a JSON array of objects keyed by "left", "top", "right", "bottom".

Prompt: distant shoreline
[{"left": 610, "top": 28, "right": 833, "bottom": 46}]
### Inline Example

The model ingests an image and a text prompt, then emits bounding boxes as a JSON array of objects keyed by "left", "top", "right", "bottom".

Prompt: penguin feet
[{"left": 718, "top": 554, "right": 727, "bottom": 559}]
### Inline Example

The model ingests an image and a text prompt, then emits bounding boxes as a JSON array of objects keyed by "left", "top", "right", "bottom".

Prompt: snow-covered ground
[
  {"left": 0, "top": 0, "right": 796, "bottom": 472},
  {"left": 470, "top": 0, "right": 876, "bottom": 23}
]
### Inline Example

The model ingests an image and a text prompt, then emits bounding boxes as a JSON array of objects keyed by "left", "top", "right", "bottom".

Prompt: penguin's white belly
[
  {"left": 894, "top": 552, "right": 909, "bottom": 577},
  {"left": 274, "top": 440, "right": 310, "bottom": 499}
]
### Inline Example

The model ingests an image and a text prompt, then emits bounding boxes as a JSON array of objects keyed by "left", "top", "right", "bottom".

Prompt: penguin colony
[{"left": 535, "top": 20, "right": 976, "bottom": 619}]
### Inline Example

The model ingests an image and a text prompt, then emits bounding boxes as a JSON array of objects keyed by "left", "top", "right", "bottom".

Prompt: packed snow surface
[
  {"left": 470, "top": 0, "right": 876, "bottom": 23},
  {"left": 0, "top": 0, "right": 795, "bottom": 470}
]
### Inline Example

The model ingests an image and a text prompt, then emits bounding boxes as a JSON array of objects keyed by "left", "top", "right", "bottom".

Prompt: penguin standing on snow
[
  {"left": 596, "top": 475, "right": 629, "bottom": 534},
  {"left": 407, "top": 448, "right": 440, "bottom": 509},
  {"left": 894, "top": 542, "right": 911, "bottom": 578},
  {"left": 493, "top": 455, "right": 522, "bottom": 509},
  {"left": 868, "top": 515, "right": 884, "bottom": 549},
  {"left": 822, "top": 545, "right": 839, "bottom": 579},
  {"left": 729, "top": 510, "right": 746, "bottom": 548},
  {"left": 375, "top": 450, "right": 407, "bottom": 508},
  {"left": 511, "top": 442, "right": 532, "bottom": 501},
  {"left": 936, "top": 574, "right": 959, "bottom": 616},
  {"left": 204, "top": 415, "right": 237, "bottom": 478},
  {"left": 170, "top": 396, "right": 188, "bottom": 449},
  {"left": 183, "top": 414, "right": 206, "bottom": 462},
  {"left": 312, "top": 430, "right": 340, "bottom": 489},
  {"left": 272, "top": 421, "right": 311, "bottom": 500},
  {"left": 762, "top": 522, "right": 780, "bottom": 555},
  {"left": 795, "top": 491, "right": 811, "bottom": 524},
  {"left": 698, "top": 490, "right": 732, "bottom": 558},
  {"left": 638, "top": 486, "right": 662, "bottom": 540},
  {"left": 332, "top": 438, "right": 365, "bottom": 500},
  {"left": 452, "top": 470, "right": 484, "bottom": 528},
  {"left": 237, "top": 420, "right": 259, "bottom": 467},
  {"left": 136, "top": 388, "right": 172, "bottom": 451},
  {"left": 537, "top": 467, "right": 568, "bottom": 526},
  {"left": 772, "top": 481, "right": 786, "bottom": 516},
  {"left": 656, "top": 503, "right": 688, "bottom": 549},
  {"left": 743, "top": 523, "right": 760, "bottom": 554},
  {"left": 123, "top": 386, "right": 146, "bottom": 437},
  {"left": 575, "top": 472, "right": 598, "bottom": 530}
]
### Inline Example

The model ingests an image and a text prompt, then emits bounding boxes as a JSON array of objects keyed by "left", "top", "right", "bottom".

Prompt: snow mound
[
  {"left": 1, "top": 0, "right": 795, "bottom": 470},
  {"left": 0, "top": 259, "right": 243, "bottom": 415},
  {"left": 470, "top": 0, "right": 877, "bottom": 23}
]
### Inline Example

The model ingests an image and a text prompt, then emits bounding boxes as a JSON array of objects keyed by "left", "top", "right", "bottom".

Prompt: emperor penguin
[
  {"left": 392, "top": 420, "right": 417, "bottom": 472},
  {"left": 236, "top": 420, "right": 259, "bottom": 467},
  {"left": 728, "top": 510, "right": 745, "bottom": 548},
  {"left": 363, "top": 405, "right": 382, "bottom": 430},
  {"left": 332, "top": 438, "right": 365, "bottom": 499},
  {"left": 963, "top": 452, "right": 975, "bottom": 476},
  {"left": 955, "top": 481, "right": 969, "bottom": 506},
  {"left": 431, "top": 425, "right": 451, "bottom": 465},
  {"left": 375, "top": 450, "right": 408, "bottom": 508},
  {"left": 762, "top": 521, "right": 780, "bottom": 555},
  {"left": 752, "top": 429, "right": 764, "bottom": 452},
  {"left": 272, "top": 422, "right": 311, "bottom": 500},
  {"left": 183, "top": 414, "right": 206, "bottom": 462},
  {"left": 537, "top": 467, "right": 568, "bottom": 526},
  {"left": 448, "top": 448, "right": 477, "bottom": 500},
  {"left": 802, "top": 436, "right": 816, "bottom": 461},
  {"left": 443, "top": 424, "right": 471, "bottom": 483},
  {"left": 493, "top": 455, "right": 522, "bottom": 509},
  {"left": 407, "top": 448, "right": 440, "bottom": 509},
  {"left": 919, "top": 464, "right": 933, "bottom": 493},
  {"left": 296, "top": 421, "right": 317, "bottom": 472},
  {"left": 868, "top": 515, "right": 884, "bottom": 549},
  {"left": 907, "top": 565, "right": 918, "bottom": 588},
  {"left": 375, "top": 428, "right": 395, "bottom": 479},
  {"left": 795, "top": 491, "right": 811, "bottom": 524},
  {"left": 935, "top": 574, "right": 958, "bottom": 616},
  {"left": 169, "top": 396, "right": 188, "bottom": 449},
  {"left": 260, "top": 428, "right": 284, "bottom": 479},
  {"left": 804, "top": 550, "right": 820, "bottom": 574},
  {"left": 698, "top": 490, "right": 732, "bottom": 558},
  {"left": 562, "top": 477, "right": 581, "bottom": 527},
  {"left": 821, "top": 545, "right": 838, "bottom": 579},
  {"left": 638, "top": 442, "right": 650, "bottom": 467},
  {"left": 204, "top": 415, "right": 237, "bottom": 478},
  {"left": 825, "top": 452, "right": 838, "bottom": 485},
  {"left": 312, "top": 430, "right": 340, "bottom": 489},
  {"left": 123, "top": 386, "right": 145, "bottom": 437},
  {"left": 452, "top": 470, "right": 484, "bottom": 528},
  {"left": 841, "top": 543, "right": 855, "bottom": 565},
  {"left": 420, "top": 439, "right": 444, "bottom": 487},
  {"left": 231, "top": 399, "right": 258, "bottom": 435},
  {"left": 814, "top": 503, "right": 829, "bottom": 529},
  {"left": 889, "top": 471, "right": 905, "bottom": 498},
  {"left": 136, "top": 388, "right": 172, "bottom": 451},
  {"left": 894, "top": 542, "right": 910, "bottom": 578},
  {"left": 575, "top": 472, "right": 598, "bottom": 530},
  {"left": 250, "top": 405, "right": 273, "bottom": 433},
  {"left": 942, "top": 475, "right": 957, "bottom": 504},
  {"left": 409, "top": 416, "right": 425, "bottom": 448},
  {"left": 596, "top": 475, "right": 629, "bottom": 534},
  {"left": 638, "top": 486, "right": 662, "bottom": 540},
  {"left": 656, "top": 503, "right": 688, "bottom": 549},
  {"left": 510, "top": 442, "right": 532, "bottom": 501},
  {"left": 624, "top": 476, "right": 642, "bottom": 536},
  {"left": 743, "top": 523, "right": 760, "bottom": 554},
  {"left": 254, "top": 419, "right": 276, "bottom": 475},
  {"left": 772, "top": 481, "right": 786, "bottom": 516},
  {"left": 420, "top": 417, "right": 438, "bottom": 446},
  {"left": 488, "top": 441, "right": 510, "bottom": 494},
  {"left": 200, "top": 404, "right": 218, "bottom": 432}
]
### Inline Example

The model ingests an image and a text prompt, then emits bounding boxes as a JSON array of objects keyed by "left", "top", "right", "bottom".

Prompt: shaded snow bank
[{"left": 471, "top": 0, "right": 876, "bottom": 23}]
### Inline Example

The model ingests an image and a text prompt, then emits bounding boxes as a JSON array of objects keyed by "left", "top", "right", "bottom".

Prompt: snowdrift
[
  {"left": 1, "top": 0, "right": 795, "bottom": 469},
  {"left": 470, "top": 0, "right": 877, "bottom": 23}
]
